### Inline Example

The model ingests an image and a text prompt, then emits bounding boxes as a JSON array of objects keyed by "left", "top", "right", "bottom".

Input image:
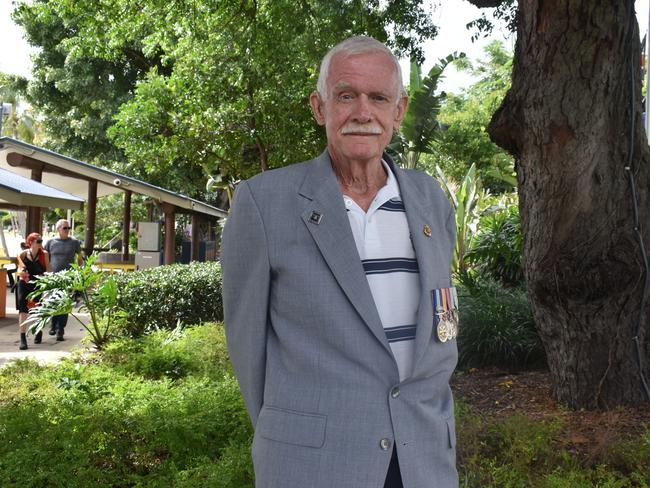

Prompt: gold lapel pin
[{"left": 423, "top": 224, "right": 432, "bottom": 237}]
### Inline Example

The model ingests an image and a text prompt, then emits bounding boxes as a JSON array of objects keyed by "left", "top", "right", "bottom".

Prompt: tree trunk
[{"left": 487, "top": 0, "right": 650, "bottom": 409}]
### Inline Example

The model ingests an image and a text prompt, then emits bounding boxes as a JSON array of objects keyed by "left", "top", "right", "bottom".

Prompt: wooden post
[
  {"left": 0, "top": 268, "right": 6, "bottom": 318},
  {"left": 122, "top": 190, "right": 132, "bottom": 261},
  {"left": 191, "top": 213, "right": 201, "bottom": 262},
  {"left": 84, "top": 180, "right": 97, "bottom": 257},
  {"left": 26, "top": 167, "right": 43, "bottom": 235},
  {"left": 161, "top": 203, "right": 175, "bottom": 265}
]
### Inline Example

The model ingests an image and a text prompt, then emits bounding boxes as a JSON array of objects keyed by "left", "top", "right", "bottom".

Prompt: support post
[
  {"left": 84, "top": 180, "right": 97, "bottom": 257},
  {"left": 191, "top": 213, "right": 201, "bottom": 262},
  {"left": 26, "top": 167, "right": 43, "bottom": 235},
  {"left": 161, "top": 203, "right": 176, "bottom": 265},
  {"left": 122, "top": 190, "right": 132, "bottom": 261}
]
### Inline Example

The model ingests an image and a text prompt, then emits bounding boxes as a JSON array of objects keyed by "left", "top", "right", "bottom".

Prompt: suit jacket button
[
  {"left": 390, "top": 387, "right": 400, "bottom": 399},
  {"left": 380, "top": 438, "right": 392, "bottom": 451}
]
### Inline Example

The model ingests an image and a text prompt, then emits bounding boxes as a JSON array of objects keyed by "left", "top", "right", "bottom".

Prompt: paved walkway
[{"left": 0, "top": 287, "right": 88, "bottom": 368}]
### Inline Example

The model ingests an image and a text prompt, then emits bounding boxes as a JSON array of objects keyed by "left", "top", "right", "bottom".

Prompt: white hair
[
  {"left": 55, "top": 219, "right": 70, "bottom": 230},
  {"left": 316, "top": 36, "right": 406, "bottom": 101}
]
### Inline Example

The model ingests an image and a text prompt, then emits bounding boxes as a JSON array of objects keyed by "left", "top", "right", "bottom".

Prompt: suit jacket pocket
[{"left": 257, "top": 405, "right": 327, "bottom": 448}]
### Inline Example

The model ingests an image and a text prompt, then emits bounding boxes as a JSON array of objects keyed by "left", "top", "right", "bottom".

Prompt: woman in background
[{"left": 16, "top": 233, "right": 50, "bottom": 350}]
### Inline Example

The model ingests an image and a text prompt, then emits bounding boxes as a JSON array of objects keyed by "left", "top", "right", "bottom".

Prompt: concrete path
[{"left": 0, "top": 287, "right": 88, "bottom": 368}]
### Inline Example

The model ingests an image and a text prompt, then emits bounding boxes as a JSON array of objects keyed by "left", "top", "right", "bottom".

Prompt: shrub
[
  {"left": 114, "top": 261, "right": 223, "bottom": 335},
  {"left": 467, "top": 203, "right": 523, "bottom": 287},
  {"left": 101, "top": 323, "right": 232, "bottom": 381},
  {"left": 174, "top": 442, "right": 254, "bottom": 488},
  {"left": 0, "top": 324, "right": 251, "bottom": 488},
  {"left": 457, "top": 279, "right": 546, "bottom": 371}
]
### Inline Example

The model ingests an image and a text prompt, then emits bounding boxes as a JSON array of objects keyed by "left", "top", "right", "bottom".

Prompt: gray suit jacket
[{"left": 221, "top": 151, "right": 458, "bottom": 488}]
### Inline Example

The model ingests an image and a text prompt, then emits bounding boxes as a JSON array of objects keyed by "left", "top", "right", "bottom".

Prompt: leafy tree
[
  {"left": 466, "top": 0, "right": 517, "bottom": 40},
  {"left": 469, "top": 0, "right": 650, "bottom": 409},
  {"left": 13, "top": 0, "right": 440, "bottom": 197},
  {"left": 422, "top": 40, "right": 515, "bottom": 193},
  {"left": 0, "top": 73, "right": 37, "bottom": 142},
  {"left": 12, "top": 1, "right": 143, "bottom": 168}
]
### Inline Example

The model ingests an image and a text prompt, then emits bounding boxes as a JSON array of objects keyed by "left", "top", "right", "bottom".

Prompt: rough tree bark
[{"left": 469, "top": 0, "right": 650, "bottom": 409}]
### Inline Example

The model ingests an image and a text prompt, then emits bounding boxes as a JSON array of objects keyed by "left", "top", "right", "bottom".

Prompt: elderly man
[
  {"left": 44, "top": 219, "right": 82, "bottom": 340},
  {"left": 221, "top": 36, "right": 458, "bottom": 488}
]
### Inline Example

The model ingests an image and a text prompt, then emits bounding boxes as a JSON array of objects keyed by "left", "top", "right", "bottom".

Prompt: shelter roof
[
  {"left": 0, "top": 167, "right": 84, "bottom": 210},
  {"left": 0, "top": 137, "right": 227, "bottom": 218}
]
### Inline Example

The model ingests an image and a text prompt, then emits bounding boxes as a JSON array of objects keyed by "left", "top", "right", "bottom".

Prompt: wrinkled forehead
[{"left": 326, "top": 51, "right": 400, "bottom": 96}]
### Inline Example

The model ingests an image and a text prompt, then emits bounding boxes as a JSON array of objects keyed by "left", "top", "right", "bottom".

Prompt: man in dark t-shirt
[{"left": 44, "top": 219, "right": 82, "bottom": 340}]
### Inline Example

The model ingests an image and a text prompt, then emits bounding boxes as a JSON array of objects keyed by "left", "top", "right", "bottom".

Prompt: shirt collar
[
  {"left": 376, "top": 158, "right": 401, "bottom": 202},
  {"left": 341, "top": 159, "right": 402, "bottom": 213}
]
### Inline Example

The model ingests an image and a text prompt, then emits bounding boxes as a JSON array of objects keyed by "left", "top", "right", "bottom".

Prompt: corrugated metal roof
[{"left": 0, "top": 167, "right": 85, "bottom": 210}]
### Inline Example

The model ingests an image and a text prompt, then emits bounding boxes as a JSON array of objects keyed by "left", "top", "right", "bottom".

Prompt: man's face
[
  {"left": 58, "top": 221, "right": 71, "bottom": 238},
  {"left": 310, "top": 51, "right": 408, "bottom": 167}
]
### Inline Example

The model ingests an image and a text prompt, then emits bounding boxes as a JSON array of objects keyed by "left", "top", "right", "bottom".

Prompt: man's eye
[{"left": 338, "top": 93, "right": 354, "bottom": 101}]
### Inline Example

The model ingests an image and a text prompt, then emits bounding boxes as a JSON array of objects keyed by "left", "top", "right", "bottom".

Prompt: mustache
[{"left": 341, "top": 123, "right": 383, "bottom": 135}]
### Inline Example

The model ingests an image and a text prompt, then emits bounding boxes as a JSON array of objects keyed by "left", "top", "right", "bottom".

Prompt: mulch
[{"left": 450, "top": 368, "right": 650, "bottom": 460}]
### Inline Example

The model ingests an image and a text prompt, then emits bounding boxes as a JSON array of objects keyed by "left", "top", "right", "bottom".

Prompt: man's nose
[{"left": 352, "top": 95, "right": 373, "bottom": 122}]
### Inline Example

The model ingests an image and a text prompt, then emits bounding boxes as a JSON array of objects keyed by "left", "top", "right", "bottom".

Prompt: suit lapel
[{"left": 298, "top": 152, "right": 391, "bottom": 354}]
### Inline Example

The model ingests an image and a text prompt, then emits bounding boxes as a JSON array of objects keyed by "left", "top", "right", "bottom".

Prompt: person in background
[
  {"left": 44, "top": 219, "right": 82, "bottom": 341},
  {"left": 16, "top": 233, "right": 50, "bottom": 350}
]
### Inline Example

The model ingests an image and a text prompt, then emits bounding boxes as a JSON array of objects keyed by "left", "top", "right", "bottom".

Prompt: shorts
[{"left": 17, "top": 280, "right": 37, "bottom": 314}]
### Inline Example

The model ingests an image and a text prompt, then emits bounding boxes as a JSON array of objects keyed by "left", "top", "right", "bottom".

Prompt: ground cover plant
[
  {"left": 453, "top": 369, "right": 650, "bottom": 487},
  {"left": 1, "top": 322, "right": 649, "bottom": 486},
  {"left": 0, "top": 324, "right": 253, "bottom": 488}
]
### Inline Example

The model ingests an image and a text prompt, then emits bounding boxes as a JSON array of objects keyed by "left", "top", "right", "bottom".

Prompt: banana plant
[
  {"left": 435, "top": 163, "right": 484, "bottom": 279},
  {"left": 389, "top": 52, "right": 464, "bottom": 170}
]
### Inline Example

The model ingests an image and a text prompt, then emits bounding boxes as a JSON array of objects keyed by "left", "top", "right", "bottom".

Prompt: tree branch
[{"left": 466, "top": 0, "right": 509, "bottom": 7}]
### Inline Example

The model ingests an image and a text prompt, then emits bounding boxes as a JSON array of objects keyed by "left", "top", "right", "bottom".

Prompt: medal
[
  {"left": 446, "top": 316, "right": 457, "bottom": 341},
  {"left": 437, "top": 318, "right": 449, "bottom": 342},
  {"left": 432, "top": 287, "right": 460, "bottom": 342}
]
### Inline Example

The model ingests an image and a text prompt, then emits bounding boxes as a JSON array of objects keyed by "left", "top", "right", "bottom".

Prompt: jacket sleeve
[{"left": 220, "top": 180, "right": 271, "bottom": 426}]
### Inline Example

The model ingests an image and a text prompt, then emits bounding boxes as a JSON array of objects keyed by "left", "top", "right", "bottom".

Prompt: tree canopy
[
  {"left": 425, "top": 40, "right": 515, "bottom": 193},
  {"left": 0, "top": 72, "right": 36, "bottom": 142},
  {"left": 14, "top": 0, "right": 440, "bottom": 197}
]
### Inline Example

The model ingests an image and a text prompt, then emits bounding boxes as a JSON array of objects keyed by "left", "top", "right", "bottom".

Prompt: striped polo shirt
[{"left": 344, "top": 161, "right": 419, "bottom": 381}]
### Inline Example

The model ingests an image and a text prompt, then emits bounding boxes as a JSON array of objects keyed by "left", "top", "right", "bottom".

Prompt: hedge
[{"left": 114, "top": 261, "right": 223, "bottom": 336}]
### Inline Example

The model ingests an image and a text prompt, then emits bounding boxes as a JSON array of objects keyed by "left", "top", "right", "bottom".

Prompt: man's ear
[
  {"left": 309, "top": 91, "right": 326, "bottom": 126},
  {"left": 393, "top": 95, "right": 409, "bottom": 130}
]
